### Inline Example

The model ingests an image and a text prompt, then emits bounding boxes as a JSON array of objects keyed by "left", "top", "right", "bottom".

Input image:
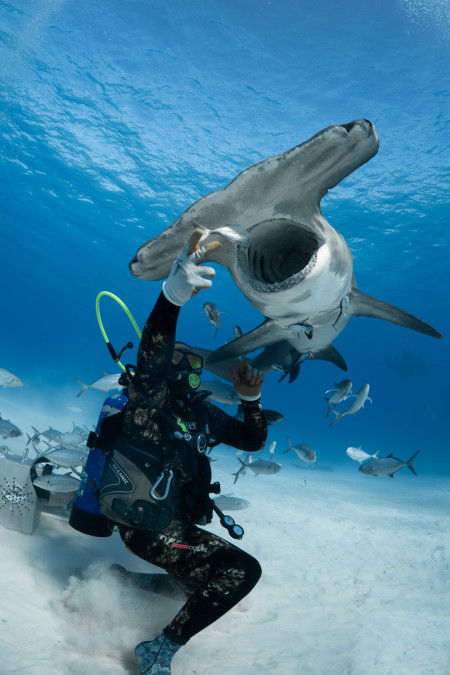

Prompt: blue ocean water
[{"left": 1, "top": 0, "right": 449, "bottom": 476}]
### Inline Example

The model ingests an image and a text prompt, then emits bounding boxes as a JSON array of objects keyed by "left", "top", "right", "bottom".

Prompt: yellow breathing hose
[{"left": 95, "top": 291, "right": 141, "bottom": 372}]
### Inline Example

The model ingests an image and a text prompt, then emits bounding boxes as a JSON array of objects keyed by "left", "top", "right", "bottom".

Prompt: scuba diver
[{"left": 76, "top": 232, "right": 267, "bottom": 674}]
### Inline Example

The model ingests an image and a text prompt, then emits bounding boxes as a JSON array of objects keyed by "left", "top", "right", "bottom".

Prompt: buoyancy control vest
[
  {"left": 69, "top": 389, "right": 215, "bottom": 537},
  {"left": 69, "top": 392, "right": 126, "bottom": 536}
]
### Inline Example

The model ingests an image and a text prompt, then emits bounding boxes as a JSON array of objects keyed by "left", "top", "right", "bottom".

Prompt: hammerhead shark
[{"left": 129, "top": 119, "right": 442, "bottom": 368}]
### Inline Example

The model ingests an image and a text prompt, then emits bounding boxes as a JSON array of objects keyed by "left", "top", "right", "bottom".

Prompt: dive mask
[{"left": 170, "top": 347, "right": 203, "bottom": 390}]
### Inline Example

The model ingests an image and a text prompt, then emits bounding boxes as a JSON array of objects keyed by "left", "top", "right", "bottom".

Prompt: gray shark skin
[
  {"left": 192, "top": 342, "right": 345, "bottom": 385},
  {"left": 130, "top": 120, "right": 442, "bottom": 364}
]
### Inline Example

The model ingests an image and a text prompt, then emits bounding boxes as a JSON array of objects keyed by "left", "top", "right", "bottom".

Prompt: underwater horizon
[{"left": 1, "top": 0, "right": 449, "bottom": 480}]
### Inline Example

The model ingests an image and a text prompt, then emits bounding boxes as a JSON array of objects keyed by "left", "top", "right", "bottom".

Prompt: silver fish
[
  {"left": 29, "top": 425, "right": 63, "bottom": 444},
  {"left": 283, "top": 437, "right": 317, "bottom": 463},
  {"left": 0, "top": 414, "right": 22, "bottom": 439},
  {"left": 40, "top": 445, "right": 88, "bottom": 468},
  {"left": 74, "top": 373, "right": 123, "bottom": 397},
  {"left": 59, "top": 430, "right": 87, "bottom": 445},
  {"left": 32, "top": 472, "right": 81, "bottom": 493},
  {"left": 329, "top": 384, "right": 372, "bottom": 427},
  {"left": 203, "top": 302, "right": 223, "bottom": 338},
  {"left": 324, "top": 379, "right": 353, "bottom": 416},
  {"left": 232, "top": 455, "right": 281, "bottom": 483},
  {"left": 346, "top": 446, "right": 380, "bottom": 463},
  {"left": 0, "top": 368, "right": 23, "bottom": 388},
  {"left": 358, "top": 451, "right": 420, "bottom": 478},
  {"left": 72, "top": 423, "right": 91, "bottom": 435},
  {"left": 198, "top": 380, "right": 240, "bottom": 406},
  {"left": 213, "top": 495, "right": 250, "bottom": 511}
]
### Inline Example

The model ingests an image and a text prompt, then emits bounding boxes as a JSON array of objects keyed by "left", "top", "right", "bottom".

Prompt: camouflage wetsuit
[{"left": 119, "top": 291, "right": 267, "bottom": 644}]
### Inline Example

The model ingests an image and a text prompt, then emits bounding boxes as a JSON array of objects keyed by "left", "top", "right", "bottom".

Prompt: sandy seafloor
[{"left": 0, "top": 400, "right": 449, "bottom": 675}]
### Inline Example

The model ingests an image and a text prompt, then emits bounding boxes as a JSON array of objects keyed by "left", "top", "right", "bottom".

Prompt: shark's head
[
  {"left": 129, "top": 120, "right": 379, "bottom": 321},
  {"left": 130, "top": 120, "right": 440, "bottom": 365}
]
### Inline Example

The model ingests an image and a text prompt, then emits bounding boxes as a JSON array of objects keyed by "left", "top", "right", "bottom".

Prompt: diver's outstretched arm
[{"left": 125, "top": 231, "right": 220, "bottom": 416}]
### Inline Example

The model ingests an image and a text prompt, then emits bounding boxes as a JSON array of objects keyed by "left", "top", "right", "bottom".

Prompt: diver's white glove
[{"left": 162, "top": 231, "right": 220, "bottom": 306}]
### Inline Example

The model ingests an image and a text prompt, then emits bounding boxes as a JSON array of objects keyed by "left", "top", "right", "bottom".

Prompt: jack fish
[
  {"left": 358, "top": 451, "right": 420, "bottom": 478},
  {"left": 283, "top": 437, "right": 317, "bottom": 463},
  {"left": 329, "top": 383, "right": 372, "bottom": 427}
]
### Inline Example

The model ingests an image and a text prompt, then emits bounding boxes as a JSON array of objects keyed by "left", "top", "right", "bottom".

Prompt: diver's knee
[
  {"left": 221, "top": 548, "right": 262, "bottom": 590},
  {"left": 243, "top": 553, "right": 262, "bottom": 589}
]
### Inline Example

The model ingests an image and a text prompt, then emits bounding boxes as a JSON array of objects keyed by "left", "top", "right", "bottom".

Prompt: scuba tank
[
  {"left": 69, "top": 391, "right": 127, "bottom": 536},
  {"left": 69, "top": 292, "right": 138, "bottom": 537}
]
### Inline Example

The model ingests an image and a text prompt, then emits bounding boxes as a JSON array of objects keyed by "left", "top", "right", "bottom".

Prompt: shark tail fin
[
  {"left": 349, "top": 289, "right": 443, "bottom": 339},
  {"left": 406, "top": 450, "right": 420, "bottom": 475}
]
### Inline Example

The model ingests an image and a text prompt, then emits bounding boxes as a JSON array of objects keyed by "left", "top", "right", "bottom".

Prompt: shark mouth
[{"left": 240, "top": 219, "right": 320, "bottom": 291}]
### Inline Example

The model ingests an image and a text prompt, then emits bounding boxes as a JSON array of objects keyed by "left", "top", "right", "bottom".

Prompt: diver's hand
[
  {"left": 162, "top": 230, "right": 221, "bottom": 306},
  {"left": 230, "top": 359, "right": 264, "bottom": 401}
]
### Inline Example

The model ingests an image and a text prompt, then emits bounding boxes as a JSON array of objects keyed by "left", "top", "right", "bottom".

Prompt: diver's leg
[
  {"left": 120, "top": 521, "right": 261, "bottom": 673},
  {"left": 109, "top": 564, "right": 195, "bottom": 601},
  {"left": 120, "top": 521, "right": 261, "bottom": 641}
]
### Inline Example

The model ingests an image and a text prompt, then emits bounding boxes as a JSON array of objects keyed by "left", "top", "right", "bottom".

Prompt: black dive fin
[
  {"left": 349, "top": 289, "right": 443, "bottom": 339},
  {"left": 309, "top": 345, "right": 347, "bottom": 371}
]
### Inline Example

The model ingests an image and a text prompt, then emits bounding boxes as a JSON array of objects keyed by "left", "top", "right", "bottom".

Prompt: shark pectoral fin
[
  {"left": 349, "top": 289, "right": 443, "bottom": 339},
  {"left": 193, "top": 347, "right": 241, "bottom": 383},
  {"left": 309, "top": 345, "right": 347, "bottom": 371},
  {"left": 288, "top": 362, "right": 301, "bottom": 383},
  {"left": 207, "top": 320, "right": 288, "bottom": 365}
]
